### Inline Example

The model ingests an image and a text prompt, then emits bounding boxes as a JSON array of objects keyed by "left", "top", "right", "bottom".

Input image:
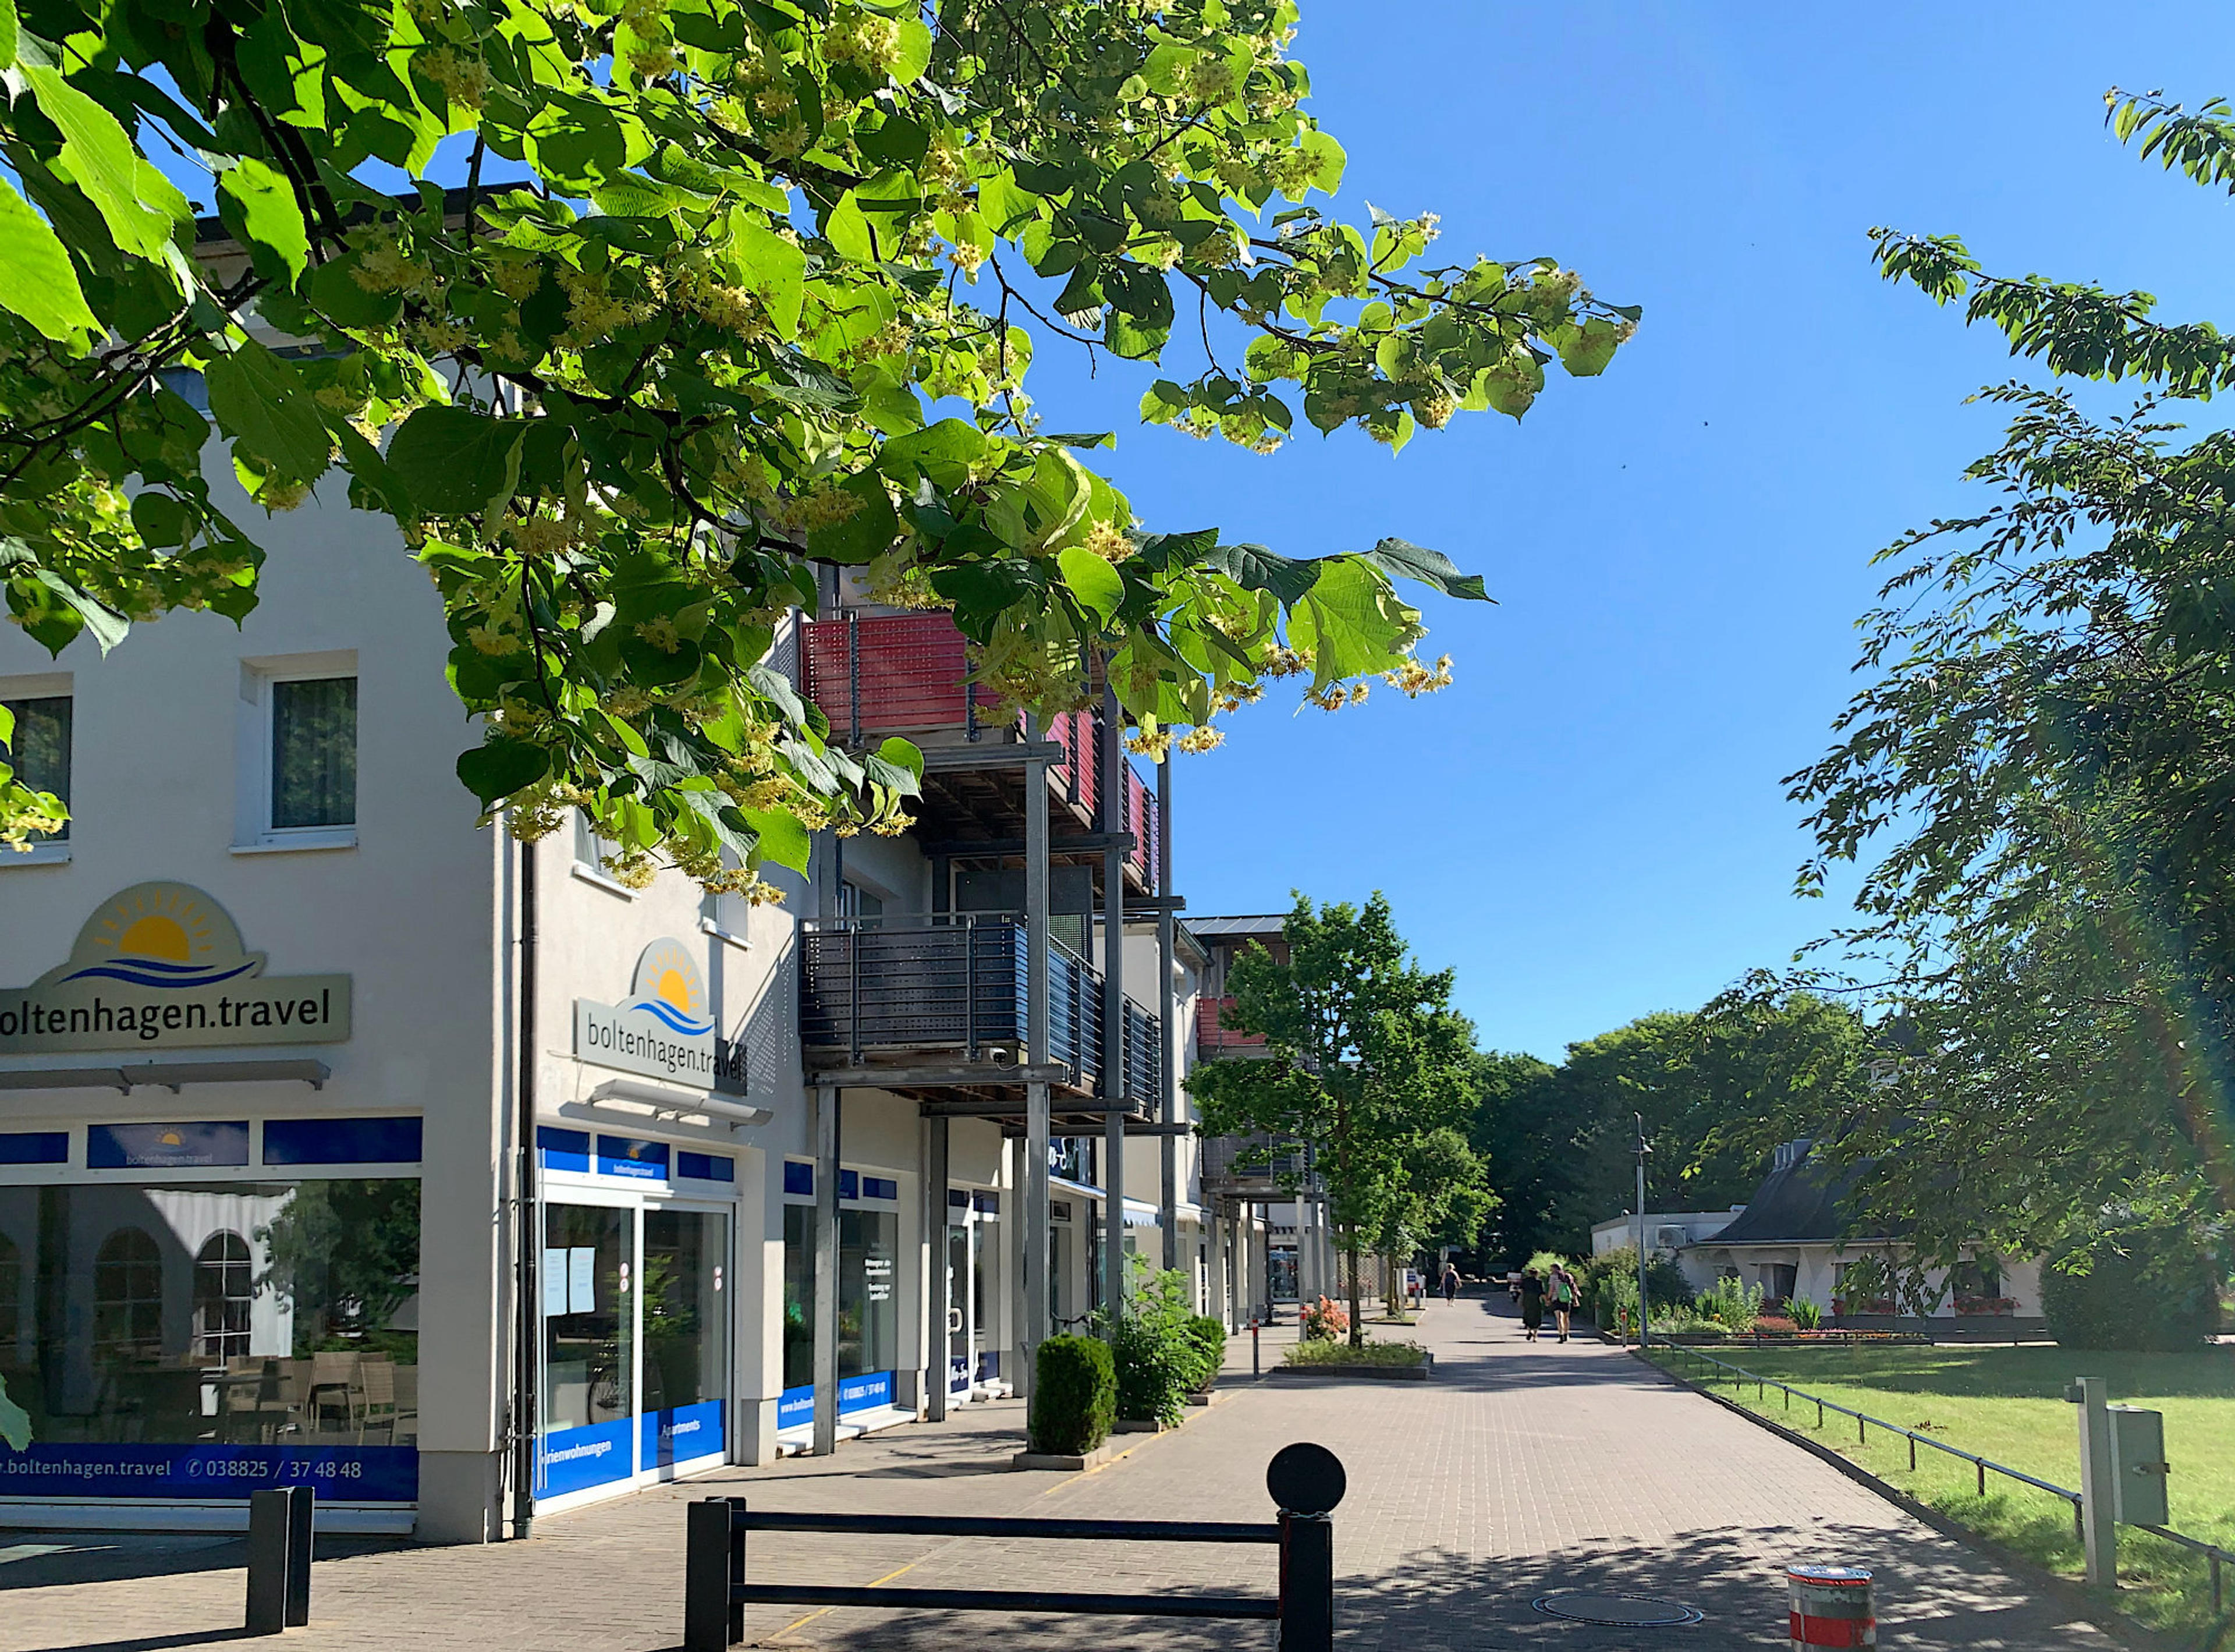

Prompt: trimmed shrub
[
  {"left": 1030, "top": 1334, "right": 1115, "bottom": 1455},
  {"left": 1282, "top": 1338, "right": 1428, "bottom": 1368},
  {"left": 1183, "top": 1315, "right": 1228, "bottom": 1392},
  {"left": 2043, "top": 1225, "right": 2221, "bottom": 1351}
]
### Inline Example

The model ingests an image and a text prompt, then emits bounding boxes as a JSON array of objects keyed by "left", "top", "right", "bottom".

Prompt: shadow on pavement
[{"left": 750, "top": 1516, "right": 2099, "bottom": 1652}]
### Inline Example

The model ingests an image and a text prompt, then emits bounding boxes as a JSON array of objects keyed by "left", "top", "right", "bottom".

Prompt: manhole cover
[{"left": 1531, "top": 1592, "right": 1704, "bottom": 1626}]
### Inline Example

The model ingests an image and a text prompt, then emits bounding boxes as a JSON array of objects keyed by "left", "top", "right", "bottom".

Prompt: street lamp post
[{"left": 1634, "top": 1112, "right": 1651, "bottom": 1347}]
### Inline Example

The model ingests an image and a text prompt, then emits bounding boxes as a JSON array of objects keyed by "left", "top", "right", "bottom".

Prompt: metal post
[
  {"left": 511, "top": 833, "right": 540, "bottom": 1540},
  {"left": 1633, "top": 1114, "right": 1650, "bottom": 1346},
  {"left": 1023, "top": 717, "right": 1052, "bottom": 1396},
  {"left": 283, "top": 1485, "right": 312, "bottom": 1626},
  {"left": 2073, "top": 1374, "right": 2119, "bottom": 1589},
  {"left": 813, "top": 1087, "right": 841, "bottom": 1456},
  {"left": 927, "top": 1115, "right": 952, "bottom": 1422},
  {"left": 1278, "top": 1511, "right": 1334, "bottom": 1652},
  {"left": 684, "top": 1498, "right": 742, "bottom": 1652},
  {"left": 1251, "top": 1320, "right": 1261, "bottom": 1377},
  {"left": 1099, "top": 683, "right": 1126, "bottom": 1327},
  {"left": 1156, "top": 754, "right": 1177, "bottom": 1271}
]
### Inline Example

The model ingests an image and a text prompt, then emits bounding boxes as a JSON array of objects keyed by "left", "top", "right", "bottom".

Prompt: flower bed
[{"left": 1282, "top": 1338, "right": 1431, "bottom": 1369}]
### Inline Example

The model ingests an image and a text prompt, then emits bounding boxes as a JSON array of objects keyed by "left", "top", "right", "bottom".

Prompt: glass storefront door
[
  {"left": 538, "top": 1197, "right": 729, "bottom": 1501},
  {"left": 538, "top": 1202, "right": 633, "bottom": 1498},
  {"left": 641, "top": 1208, "right": 726, "bottom": 1475}
]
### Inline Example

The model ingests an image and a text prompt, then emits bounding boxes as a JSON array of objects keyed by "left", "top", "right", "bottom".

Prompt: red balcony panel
[
  {"left": 1198, "top": 996, "right": 1266, "bottom": 1051},
  {"left": 800, "top": 614, "right": 995, "bottom": 738}
]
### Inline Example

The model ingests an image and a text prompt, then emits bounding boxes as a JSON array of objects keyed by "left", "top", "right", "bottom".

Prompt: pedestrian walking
[
  {"left": 1517, "top": 1269, "right": 1546, "bottom": 1341},
  {"left": 1441, "top": 1261, "right": 1460, "bottom": 1303},
  {"left": 1549, "top": 1264, "right": 1577, "bottom": 1342}
]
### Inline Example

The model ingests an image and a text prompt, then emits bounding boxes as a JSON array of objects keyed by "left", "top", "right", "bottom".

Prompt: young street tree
[
  {"left": 1190, "top": 892, "right": 1480, "bottom": 1343},
  {"left": 1787, "top": 86, "right": 2235, "bottom": 1268},
  {"left": 0, "top": 0, "right": 1638, "bottom": 884}
]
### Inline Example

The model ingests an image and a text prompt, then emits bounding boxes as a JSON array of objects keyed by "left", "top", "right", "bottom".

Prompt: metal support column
[
  {"left": 1023, "top": 718, "right": 1052, "bottom": 1398},
  {"left": 1100, "top": 684, "right": 1126, "bottom": 1323},
  {"left": 927, "top": 1115, "right": 950, "bottom": 1421},
  {"left": 1156, "top": 754, "right": 1177, "bottom": 1271},
  {"left": 813, "top": 1086, "right": 840, "bottom": 1456}
]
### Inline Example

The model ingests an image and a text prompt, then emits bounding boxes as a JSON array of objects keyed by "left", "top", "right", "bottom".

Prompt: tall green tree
[
  {"left": 0, "top": 0, "right": 1638, "bottom": 881},
  {"left": 1190, "top": 892, "right": 1476, "bottom": 1343},
  {"left": 1789, "top": 86, "right": 2235, "bottom": 1265},
  {"left": 1471, "top": 992, "right": 1869, "bottom": 1256},
  {"left": 1368, "top": 1123, "right": 1492, "bottom": 1311}
]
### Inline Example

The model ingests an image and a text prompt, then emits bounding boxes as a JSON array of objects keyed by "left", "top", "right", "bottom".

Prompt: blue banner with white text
[
  {"left": 0, "top": 1442, "right": 416, "bottom": 1502},
  {"left": 640, "top": 1401, "right": 725, "bottom": 1469},
  {"left": 536, "top": 1417, "right": 634, "bottom": 1498}
]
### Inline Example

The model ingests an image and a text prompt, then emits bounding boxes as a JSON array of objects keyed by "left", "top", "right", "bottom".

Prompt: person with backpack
[
  {"left": 1548, "top": 1264, "right": 1577, "bottom": 1342},
  {"left": 1517, "top": 1269, "right": 1546, "bottom": 1341},
  {"left": 1441, "top": 1261, "right": 1460, "bottom": 1304}
]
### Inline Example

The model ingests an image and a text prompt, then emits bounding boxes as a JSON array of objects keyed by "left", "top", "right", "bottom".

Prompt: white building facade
[{"left": 0, "top": 466, "right": 1255, "bottom": 1541}]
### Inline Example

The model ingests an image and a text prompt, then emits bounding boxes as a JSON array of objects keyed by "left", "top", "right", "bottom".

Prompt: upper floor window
[
  {"left": 838, "top": 881, "right": 884, "bottom": 928},
  {"left": 272, "top": 676, "right": 356, "bottom": 829},
  {"left": 1, "top": 692, "right": 71, "bottom": 856},
  {"left": 237, "top": 655, "right": 357, "bottom": 852}
]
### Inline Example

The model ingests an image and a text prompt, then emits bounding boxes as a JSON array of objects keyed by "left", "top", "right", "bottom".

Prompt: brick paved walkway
[{"left": 0, "top": 1295, "right": 2120, "bottom": 1651}]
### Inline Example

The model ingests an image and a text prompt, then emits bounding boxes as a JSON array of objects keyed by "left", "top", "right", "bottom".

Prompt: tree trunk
[
  {"left": 1383, "top": 1250, "right": 1400, "bottom": 1318},
  {"left": 1345, "top": 1240, "right": 1364, "bottom": 1346}
]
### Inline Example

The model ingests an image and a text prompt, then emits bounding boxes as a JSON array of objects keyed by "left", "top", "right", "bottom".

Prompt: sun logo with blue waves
[
  {"left": 61, "top": 884, "right": 261, "bottom": 990},
  {"left": 625, "top": 940, "right": 712, "bottom": 1036}
]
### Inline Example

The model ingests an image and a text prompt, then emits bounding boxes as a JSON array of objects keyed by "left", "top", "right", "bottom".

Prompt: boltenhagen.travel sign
[
  {"left": 0, "top": 882, "right": 350, "bottom": 1054},
  {"left": 575, "top": 937, "right": 719, "bottom": 1086}
]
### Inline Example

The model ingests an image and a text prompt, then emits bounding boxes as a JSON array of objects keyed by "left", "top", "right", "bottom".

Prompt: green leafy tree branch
[{"left": 0, "top": 0, "right": 1637, "bottom": 883}]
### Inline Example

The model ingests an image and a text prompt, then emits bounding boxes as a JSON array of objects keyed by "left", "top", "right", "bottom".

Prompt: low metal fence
[
  {"left": 682, "top": 1443, "right": 1344, "bottom": 1652},
  {"left": 1651, "top": 1339, "right": 2232, "bottom": 1610}
]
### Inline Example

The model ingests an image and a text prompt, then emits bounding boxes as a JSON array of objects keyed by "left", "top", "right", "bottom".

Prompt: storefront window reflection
[
  {"left": 643, "top": 1208, "right": 726, "bottom": 1463},
  {"left": 839, "top": 1209, "right": 896, "bottom": 1378},
  {"left": 782, "top": 1204, "right": 814, "bottom": 1390},
  {"left": 0, "top": 1179, "right": 421, "bottom": 1449},
  {"left": 541, "top": 1203, "right": 631, "bottom": 1434}
]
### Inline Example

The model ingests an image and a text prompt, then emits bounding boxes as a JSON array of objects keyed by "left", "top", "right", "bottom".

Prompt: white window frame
[
  {"left": 0, "top": 671, "right": 73, "bottom": 866},
  {"left": 570, "top": 808, "right": 637, "bottom": 899},
  {"left": 233, "top": 651, "right": 358, "bottom": 853}
]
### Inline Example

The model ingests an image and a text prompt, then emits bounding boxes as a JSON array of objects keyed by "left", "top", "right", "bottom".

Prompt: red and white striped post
[{"left": 1787, "top": 1564, "right": 1874, "bottom": 1649}]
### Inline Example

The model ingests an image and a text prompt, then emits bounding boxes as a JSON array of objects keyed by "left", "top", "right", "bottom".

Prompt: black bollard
[
  {"left": 684, "top": 1498, "right": 745, "bottom": 1651},
  {"left": 246, "top": 1486, "right": 313, "bottom": 1634},
  {"left": 1268, "top": 1443, "right": 1343, "bottom": 1652}
]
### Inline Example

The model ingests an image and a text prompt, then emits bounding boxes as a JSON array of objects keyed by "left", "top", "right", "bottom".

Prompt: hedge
[{"left": 1030, "top": 1334, "right": 1116, "bottom": 1455}]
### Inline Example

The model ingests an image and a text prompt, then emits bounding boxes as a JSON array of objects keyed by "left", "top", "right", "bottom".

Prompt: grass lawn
[{"left": 1644, "top": 1343, "right": 2235, "bottom": 1641}]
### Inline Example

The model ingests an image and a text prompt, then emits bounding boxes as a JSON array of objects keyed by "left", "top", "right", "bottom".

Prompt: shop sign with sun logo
[
  {"left": 574, "top": 938, "right": 718, "bottom": 1086},
  {"left": 0, "top": 882, "right": 352, "bottom": 1054}
]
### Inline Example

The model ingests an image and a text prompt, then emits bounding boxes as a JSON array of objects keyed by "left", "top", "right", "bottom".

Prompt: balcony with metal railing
[
  {"left": 1197, "top": 996, "right": 1268, "bottom": 1054},
  {"left": 798, "top": 915, "right": 1161, "bottom": 1119},
  {"left": 1201, "top": 1132, "right": 1305, "bottom": 1196},
  {"left": 797, "top": 611, "right": 1158, "bottom": 889}
]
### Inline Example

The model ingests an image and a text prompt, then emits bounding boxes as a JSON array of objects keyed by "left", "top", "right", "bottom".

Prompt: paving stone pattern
[{"left": 0, "top": 1296, "right": 2120, "bottom": 1651}]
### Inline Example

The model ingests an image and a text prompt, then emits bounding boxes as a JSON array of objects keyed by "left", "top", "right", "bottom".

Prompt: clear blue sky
[{"left": 1017, "top": 3, "right": 2235, "bottom": 1061}]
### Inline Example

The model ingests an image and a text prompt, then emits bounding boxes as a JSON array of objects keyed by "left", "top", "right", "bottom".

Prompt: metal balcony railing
[
  {"left": 799, "top": 917, "right": 1156, "bottom": 1108},
  {"left": 1202, "top": 1133, "right": 1304, "bottom": 1191}
]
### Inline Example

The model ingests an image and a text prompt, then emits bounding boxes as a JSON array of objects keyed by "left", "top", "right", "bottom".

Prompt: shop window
[
  {"left": 93, "top": 1227, "right": 163, "bottom": 1360},
  {"left": 193, "top": 1232, "right": 253, "bottom": 1360},
  {"left": 271, "top": 677, "right": 356, "bottom": 829},
  {"left": 0, "top": 1231, "right": 20, "bottom": 1351},
  {"left": 0, "top": 1182, "right": 419, "bottom": 1486},
  {"left": 573, "top": 809, "right": 631, "bottom": 892},
  {"left": 782, "top": 1204, "right": 815, "bottom": 1389},
  {"left": 1, "top": 692, "right": 70, "bottom": 857},
  {"left": 542, "top": 1202, "right": 632, "bottom": 1435},
  {"left": 781, "top": 1203, "right": 899, "bottom": 1387}
]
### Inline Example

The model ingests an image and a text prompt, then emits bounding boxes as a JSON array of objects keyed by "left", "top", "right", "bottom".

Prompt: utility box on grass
[{"left": 2107, "top": 1405, "right": 2170, "bottom": 1527}]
